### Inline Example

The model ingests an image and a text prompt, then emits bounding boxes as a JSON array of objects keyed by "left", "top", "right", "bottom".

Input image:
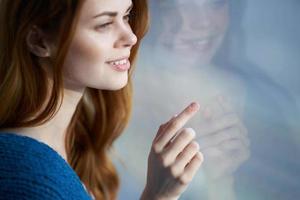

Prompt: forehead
[
  {"left": 80, "top": 0, "right": 132, "bottom": 15},
  {"left": 159, "top": 0, "right": 214, "bottom": 7}
]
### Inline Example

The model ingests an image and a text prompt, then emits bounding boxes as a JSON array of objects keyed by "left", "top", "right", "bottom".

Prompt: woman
[{"left": 0, "top": 0, "right": 203, "bottom": 199}]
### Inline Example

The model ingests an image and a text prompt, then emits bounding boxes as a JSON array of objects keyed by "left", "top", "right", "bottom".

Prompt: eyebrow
[{"left": 93, "top": 4, "right": 133, "bottom": 18}]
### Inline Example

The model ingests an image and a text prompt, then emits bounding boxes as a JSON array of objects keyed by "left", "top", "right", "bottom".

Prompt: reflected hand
[{"left": 197, "top": 97, "right": 250, "bottom": 181}]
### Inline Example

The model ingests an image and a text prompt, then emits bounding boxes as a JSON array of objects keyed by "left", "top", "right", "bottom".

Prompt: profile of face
[
  {"left": 62, "top": 0, "right": 137, "bottom": 92},
  {"left": 156, "top": 0, "right": 229, "bottom": 66}
]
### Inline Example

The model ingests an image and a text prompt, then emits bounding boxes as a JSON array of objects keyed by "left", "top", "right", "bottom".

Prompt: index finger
[
  {"left": 154, "top": 102, "right": 200, "bottom": 150},
  {"left": 172, "top": 102, "right": 200, "bottom": 127},
  {"left": 217, "top": 95, "right": 234, "bottom": 113}
]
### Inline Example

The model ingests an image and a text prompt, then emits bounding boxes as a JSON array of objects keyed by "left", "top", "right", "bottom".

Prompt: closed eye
[
  {"left": 210, "top": 0, "right": 227, "bottom": 8},
  {"left": 96, "top": 22, "right": 113, "bottom": 30}
]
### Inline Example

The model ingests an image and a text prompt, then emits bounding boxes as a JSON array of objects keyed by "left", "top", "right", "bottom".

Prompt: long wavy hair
[{"left": 0, "top": 0, "right": 149, "bottom": 199}]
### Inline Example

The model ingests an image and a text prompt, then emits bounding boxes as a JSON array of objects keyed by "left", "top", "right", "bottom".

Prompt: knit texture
[{"left": 0, "top": 133, "right": 92, "bottom": 200}]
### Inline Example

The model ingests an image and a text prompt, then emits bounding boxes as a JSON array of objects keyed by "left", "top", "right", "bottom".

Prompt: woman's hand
[{"left": 141, "top": 102, "right": 204, "bottom": 200}]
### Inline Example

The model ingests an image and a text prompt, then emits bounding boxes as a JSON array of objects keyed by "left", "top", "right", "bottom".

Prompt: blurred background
[{"left": 113, "top": 0, "right": 300, "bottom": 199}]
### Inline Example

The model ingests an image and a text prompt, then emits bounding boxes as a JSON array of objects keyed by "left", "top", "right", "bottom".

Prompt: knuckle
[
  {"left": 190, "top": 141, "right": 200, "bottom": 151},
  {"left": 231, "top": 127, "right": 240, "bottom": 137},
  {"left": 231, "top": 115, "right": 240, "bottom": 124},
  {"left": 223, "top": 114, "right": 239, "bottom": 126},
  {"left": 197, "top": 152, "right": 204, "bottom": 162},
  {"left": 182, "top": 128, "right": 196, "bottom": 139},
  {"left": 152, "top": 143, "right": 161, "bottom": 154},
  {"left": 160, "top": 154, "right": 170, "bottom": 167},
  {"left": 179, "top": 174, "right": 191, "bottom": 185},
  {"left": 232, "top": 140, "right": 244, "bottom": 149},
  {"left": 170, "top": 120, "right": 180, "bottom": 130},
  {"left": 170, "top": 165, "right": 181, "bottom": 178}
]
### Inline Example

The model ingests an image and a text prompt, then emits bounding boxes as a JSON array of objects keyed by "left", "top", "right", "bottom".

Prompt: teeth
[
  {"left": 110, "top": 59, "right": 127, "bottom": 66},
  {"left": 196, "top": 39, "right": 209, "bottom": 46}
]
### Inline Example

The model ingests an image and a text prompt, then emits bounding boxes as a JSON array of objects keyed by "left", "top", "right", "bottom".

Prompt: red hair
[{"left": 0, "top": 0, "right": 149, "bottom": 199}]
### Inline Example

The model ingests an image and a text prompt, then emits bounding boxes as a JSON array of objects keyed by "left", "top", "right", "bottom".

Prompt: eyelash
[
  {"left": 96, "top": 13, "right": 132, "bottom": 30},
  {"left": 123, "top": 13, "right": 131, "bottom": 22},
  {"left": 210, "top": 0, "right": 227, "bottom": 8},
  {"left": 96, "top": 22, "right": 113, "bottom": 30}
]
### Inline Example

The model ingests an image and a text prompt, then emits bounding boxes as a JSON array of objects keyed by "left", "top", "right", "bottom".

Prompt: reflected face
[
  {"left": 62, "top": 0, "right": 137, "bottom": 92},
  {"left": 157, "top": 0, "right": 229, "bottom": 65}
]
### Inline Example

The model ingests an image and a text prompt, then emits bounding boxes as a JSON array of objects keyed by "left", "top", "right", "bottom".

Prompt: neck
[{"left": 1, "top": 88, "right": 84, "bottom": 161}]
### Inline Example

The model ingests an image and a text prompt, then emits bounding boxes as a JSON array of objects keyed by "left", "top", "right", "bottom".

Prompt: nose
[
  {"left": 114, "top": 24, "right": 137, "bottom": 49},
  {"left": 195, "top": 7, "right": 213, "bottom": 29},
  {"left": 181, "top": 6, "right": 213, "bottom": 33}
]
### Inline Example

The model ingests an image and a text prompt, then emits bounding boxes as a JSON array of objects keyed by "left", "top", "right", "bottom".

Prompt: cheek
[
  {"left": 62, "top": 33, "right": 109, "bottom": 87},
  {"left": 67, "top": 33, "right": 107, "bottom": 68},
  {"left": 61, "top": 31, "right": 128, "bottom": 91},
  {"left": 213, "top": 8, "right": 229, "bottom": 33}
]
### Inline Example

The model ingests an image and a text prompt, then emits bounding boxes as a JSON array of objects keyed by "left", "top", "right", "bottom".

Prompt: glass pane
[{"left": 115, "top": 0, "right": 300, "bottom": 199}]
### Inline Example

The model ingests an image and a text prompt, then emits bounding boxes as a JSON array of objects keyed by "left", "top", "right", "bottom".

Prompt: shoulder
[{"left": 0, "top": 133, "right": 91, "bottom": 200}]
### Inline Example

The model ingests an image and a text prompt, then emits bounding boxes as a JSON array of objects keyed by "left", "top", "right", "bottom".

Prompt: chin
[
  {"left": 103, "top": 77, "right": 128, "bottom": 91},
  {"left": 109, "top": 83, "right": 128, "bottom": 91}
]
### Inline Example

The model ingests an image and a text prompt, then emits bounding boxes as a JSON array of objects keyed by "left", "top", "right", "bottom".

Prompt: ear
[{"left": 26, "top": 26, "right": 52, "bottom": 58}]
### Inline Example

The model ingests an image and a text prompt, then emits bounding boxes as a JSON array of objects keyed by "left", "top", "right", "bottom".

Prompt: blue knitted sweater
[{"left": 0, "top": 133, "right": 93, "bottom": 200}]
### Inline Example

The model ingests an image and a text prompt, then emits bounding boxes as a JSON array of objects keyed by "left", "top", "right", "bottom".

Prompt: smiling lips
[
  {"left": 165, "top": 35, "right": 217, "bottom": 52},
  {"left": 178, "top": 37, "right": 214, "bottom": 51},
  {"left": 107, "top": 58, "right": 130, "bottom": 72}
]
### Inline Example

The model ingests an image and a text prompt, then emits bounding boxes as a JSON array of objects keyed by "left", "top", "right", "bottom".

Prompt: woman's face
[
  {"left": 157, "top": 0, "right": 229, "bottom": 66},
  {"left": 62, "top": 0, "right": 137, "bottom": 91}
]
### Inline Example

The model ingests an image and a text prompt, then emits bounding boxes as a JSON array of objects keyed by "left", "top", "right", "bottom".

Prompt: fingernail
[
  {"left": 190, "top": 102, "right": 199, "bottom": 111},
  {"left": 203, "top": 107, "right": 212, "bottom": 119}
]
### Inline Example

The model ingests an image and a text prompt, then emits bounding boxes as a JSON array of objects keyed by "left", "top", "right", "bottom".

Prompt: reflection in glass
[{"left": 115, "top": 0, "right": 300, "bottom": 199}]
